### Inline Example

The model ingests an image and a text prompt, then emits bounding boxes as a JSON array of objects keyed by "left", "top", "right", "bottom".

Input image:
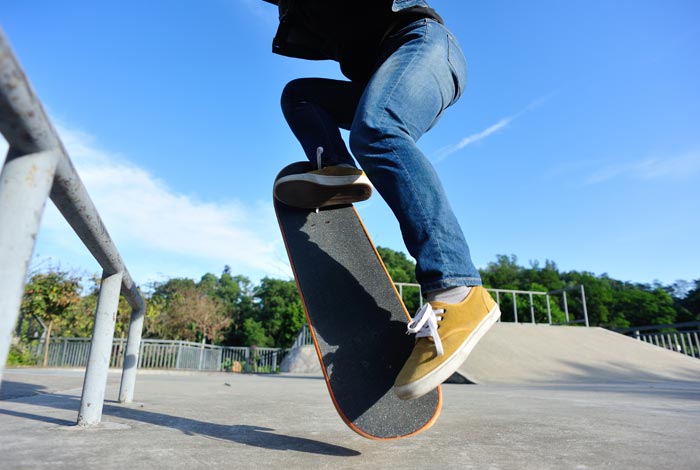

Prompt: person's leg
[
  {"left": 276, "top": 78, "right": 373, "bottom": 208},
  {"left": 350, "top": 19, "right": 480, "bottom": 293},
  {"left": 350, "top": 19, "right": 501, "bottom": 400},
  {"left": 281, "top": 78, "right": 363, "bottom": 168}
]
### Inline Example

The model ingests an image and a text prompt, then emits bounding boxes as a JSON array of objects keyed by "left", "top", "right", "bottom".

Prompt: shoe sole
[
  {"left": 274, "top": 174, "right": 372, "bottom": 209},
  {"left": 393, "top": 303, "right": 502, "bottom": 400}
]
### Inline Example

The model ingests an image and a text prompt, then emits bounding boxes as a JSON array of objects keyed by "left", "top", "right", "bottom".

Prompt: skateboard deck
[{"left": 274, "top": 162, "right": 442, "bottom": 440}]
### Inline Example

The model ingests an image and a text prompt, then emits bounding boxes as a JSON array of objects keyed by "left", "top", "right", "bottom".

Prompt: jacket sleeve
[{"left": 270, "top": 1, "right": 337, "bottom": 61}]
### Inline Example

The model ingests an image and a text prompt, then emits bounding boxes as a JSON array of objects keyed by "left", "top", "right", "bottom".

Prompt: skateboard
[{"left": 274, "top": 162, "right": 442, "bottom": 440}]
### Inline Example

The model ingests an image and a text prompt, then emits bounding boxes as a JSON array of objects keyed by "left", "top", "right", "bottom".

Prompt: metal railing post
[
  {"left": 77, "top": 270, "right": 123, "bottom": 426},
  {"left": 495, "top": 291, "right": 501, "bottom": 322},
  {"left": 562, "top": 291, "right": 569, "bottom": 323},
  {"left": 580, "top": 284, "right": 589, "bottom": 327},
  {"left": 0, "top": 149, "right": 60, "bottom": 383},
  {"left": 118, "top": 304, "right": 145, "bottom": 403}
]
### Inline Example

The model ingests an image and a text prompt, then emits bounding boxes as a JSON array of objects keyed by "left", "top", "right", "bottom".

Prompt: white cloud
[
  {"left": 586, "top": 150, "right": 700, "bottom": 184},
  {"left": 2, "top": 124, "right": 292, "bottom": 284},
  {"left": 433, "top": 92, "right": 556, "bottom": 163},
  {"left": 432, "top": 118, "right": 511, "bottom": 163}
]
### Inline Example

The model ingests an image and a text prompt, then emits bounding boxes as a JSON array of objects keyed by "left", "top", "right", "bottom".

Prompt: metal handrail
[
  {"left": 0, "top": 28, "right": 145, "bottom": 426},
  {"left": 392, "top": 283, "right": 589, "bottom": 327}
]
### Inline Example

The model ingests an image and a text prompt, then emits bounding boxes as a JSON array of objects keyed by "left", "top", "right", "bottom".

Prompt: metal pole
[
  {"left": 198, "top": 341, "right": 205, "bottom": 370},
  {"left": 61, "top": 338, "right": 68, "bottom": 366},
  {"left": 580, "top": 284, "right": 589, "bottom": 327},
  {"left": 495, "top": 291, "right": 501, "bottom": 322},
  {"left": 529, "top": 293, "right": 535, "bottom": 324},
  {"left": 118, "top": 304, "right": 145, "bottom": 403},
  {"left": 139, "top": 339, "right": 145, "bottom": 368},
  {"left": 512, "top": 292, "right": 518, "bottom": 323},
  {"left": 546, "top": 295, "right": 552, "bottom": 325},
  {"left": 176, "top": 341, "right": 183, "bottom": 369},
  {"left": 679, "top": 334, "right": 688, "bottom": 356},
  {"left": 77, "top": 270, "right": 123, "bottom": 427},
  {"left": 685, "top": 333, "right": 694, "bottom": 358},
  {"left": 562, "top": 291, "right": 569, "bottom": 323},
  {"left": 0, "top": 149, "right": 60, "bottom": 384}
]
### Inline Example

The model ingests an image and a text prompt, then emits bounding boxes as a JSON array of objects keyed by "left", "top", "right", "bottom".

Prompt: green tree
[
  {"left": 377, "top": 246, "right": 422, "bottom": 312},
  {"left": 253, "top": 277, "right": 304, "bottom": 348},
  {"left": 677, "top": 280, "right": 700, "bottom": 322},
  {"left": 480, "top": 254, "right": 523, "bottom": 290},
  {"left": 144, "top": 278, "right": 198, "bottom": 339},
  {"left": 611, "top": 286, "right": 677, "bottom": 327},
  {"left": 63, "top": 275, "right": 133, "bottom": 338},
  {"left": 21, "top": 270, "right": 81, "bottom": 366},
  {"left": 561, "top": 272, "right": 618, "bottom": 327},
  {"left": 377, "top": 247, "right": 417, "bottom": 283},
  {"left": 170, "top": 285, "right": 231, "bottom": 345},
  {"left": 199, "top": 271, "right": 254, "bottom": 345},
  {"left": 240, "top": 317, "right": 273, "bottom": 347}
]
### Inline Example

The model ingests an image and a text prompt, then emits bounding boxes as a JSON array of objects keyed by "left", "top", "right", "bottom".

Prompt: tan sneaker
[
  {"left": 393, "top": 286, "right": 501, "bottom": 400},
  {"left": 274, "top": 165, "right": 372, "bottom": 209},
  {"left": 274, "top": 146, "right": 372, "bottom": 209}
]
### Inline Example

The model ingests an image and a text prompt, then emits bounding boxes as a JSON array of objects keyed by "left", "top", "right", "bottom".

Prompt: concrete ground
[{"left": 1, "top": 367, "right": 699, "bottom": 470}]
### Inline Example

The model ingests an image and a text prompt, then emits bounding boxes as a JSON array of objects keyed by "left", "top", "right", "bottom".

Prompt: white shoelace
[
  {"left": 316, "top": 146, "right": 324, "bottom": 170},
  {"left": 406, "top": 303, "right": 446, "bottom": 356}
]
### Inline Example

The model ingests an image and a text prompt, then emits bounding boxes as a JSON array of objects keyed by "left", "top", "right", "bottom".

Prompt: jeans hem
[{"left": 422, "top": 277, "right": 482, "bottom": 294}]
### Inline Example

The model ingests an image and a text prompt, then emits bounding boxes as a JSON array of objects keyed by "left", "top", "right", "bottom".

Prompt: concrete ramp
[{"left": 455, "top": 323, "right": 700, "bottom": 384}]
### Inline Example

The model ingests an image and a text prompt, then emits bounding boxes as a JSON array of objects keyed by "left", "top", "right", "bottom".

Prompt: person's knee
[
  {"left": 348, "top": 126, "right": 378, "bottom": 164},
  {"left": 280, "top": 78, "right": 310, "bottom": 110},
  {"left": 349, "top": 118, "right": 408, "bottom": 160}
]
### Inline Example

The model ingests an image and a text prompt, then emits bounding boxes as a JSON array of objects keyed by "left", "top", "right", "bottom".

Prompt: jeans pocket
[{"left": 447, "top": 36, "right": 467, "bottom": 103}]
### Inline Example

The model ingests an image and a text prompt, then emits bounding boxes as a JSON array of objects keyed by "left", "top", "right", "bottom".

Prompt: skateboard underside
[{"left": 275, "top": 162, "right": 441, "bottom": 440}]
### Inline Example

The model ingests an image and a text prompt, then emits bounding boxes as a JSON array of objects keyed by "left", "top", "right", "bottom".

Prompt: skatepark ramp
[
  {"left": 453, "top": 323, "right": 700, "bottom": 385},
  {"left": 283, "top": 322, "right": 700, "bottom": 384}
]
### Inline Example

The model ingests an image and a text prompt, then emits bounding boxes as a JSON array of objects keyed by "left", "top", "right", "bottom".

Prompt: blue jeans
[{"left": 281, "top": 19, "right": 482, "bottom": 292}]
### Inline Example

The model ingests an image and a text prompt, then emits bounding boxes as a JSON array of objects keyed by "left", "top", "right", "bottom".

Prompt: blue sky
[{"left": 3, "top": 0, "right": 699, "bottom": 288}]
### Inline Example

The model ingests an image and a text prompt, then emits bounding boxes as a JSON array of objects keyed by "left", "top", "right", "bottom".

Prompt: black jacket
[{"left": 263, "top": 0, "right": 437, "bottom": 63}]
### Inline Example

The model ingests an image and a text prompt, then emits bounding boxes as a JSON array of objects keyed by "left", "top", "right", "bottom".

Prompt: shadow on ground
[{"left": 0, "top": 379, "right": 360, "bottom": 457}]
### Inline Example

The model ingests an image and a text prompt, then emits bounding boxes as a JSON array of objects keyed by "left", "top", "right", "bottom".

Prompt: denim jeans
[{"left": 281, "top": 19, "right": 482, "bottom": 292}]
